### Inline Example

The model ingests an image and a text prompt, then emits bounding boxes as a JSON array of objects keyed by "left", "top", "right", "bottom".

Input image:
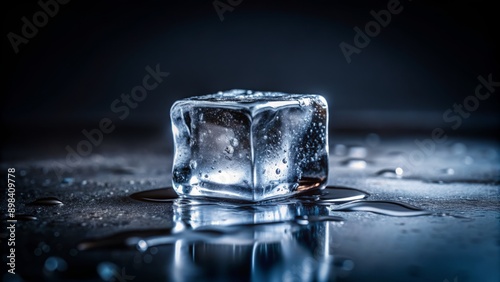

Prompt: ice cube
[{"left": 171, "top": 89, "right": 328, "bottom": 202}]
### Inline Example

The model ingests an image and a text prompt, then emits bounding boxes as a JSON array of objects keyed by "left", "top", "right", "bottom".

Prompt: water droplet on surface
[
  {"left": 224, "top": 145, "right": 234, "bottom": 154},
  {"left": 136, "top": 239, "right": 148, "bottom": 252},
  {"left": 44, "top": 256, "right": 67, "bottom": 272},
  {"left": 282, "top": 158, "right": 287, "bottom": 164},
  {"left": 276, "top": 168, "right": 281, "bottom": 174},
  {"left": 109, "top": 167, "right": 134, "bottom": 175},
  {"left": 189, "top": 160, "right": 197, "bottom": 169},
  {"left": 130, "top": 187, "right": 178, "bottom": 202},
  {"left": 441, "top": 168, "right": 455, "bottom": 175},
  {"left": 376, "top": 167, "right": 404, "bottom": 178},
  {"left": 29, "top": 197, "right": 63, "bottom": 206},
  {"left": 230, "top": 138, "right": 239, "bottom": 147},
  {"left": 312, "top": 186, "right": 370, "bottom": 204},
  {"left": 97, "top": 262, "right": 119, "bottom": 281},
  {"left": 61, "top": 177, "right": 74, "bottom": 184},
  {"left": 332, "top": 200, "right": 431, "bottom": 216},
  {"left": 340, "top": 158, "right": 368, "bottom": 169},
  {"left": 14, "top": 214, "right": 37, "bottom": 221},
  {"left": 395, "top": 167, "right": 404, "bottom": 175}
]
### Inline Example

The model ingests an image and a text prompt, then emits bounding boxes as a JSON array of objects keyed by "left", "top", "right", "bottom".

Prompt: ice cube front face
[{"left": 171, "top": 90, "right": 328, "bottom": 202}]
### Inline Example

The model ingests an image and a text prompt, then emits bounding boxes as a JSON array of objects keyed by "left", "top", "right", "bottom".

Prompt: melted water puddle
[
  {"left": 331, "top": 200, "right": 432, "bottom": 216},
  {"left": 19, "top": 138, "right": 497, "bottom": 281},
  {"left": 314, "top": 186, "right": 370, "bottom": 204},
  {"left": 79, "top": 185, "right": 431, "bottom": 251},
  {"left": 129, "top": 186, "right": 370, "bottom": 204},
  {"left": 78, "top": 215, "right": 343, "bottom": 251}
]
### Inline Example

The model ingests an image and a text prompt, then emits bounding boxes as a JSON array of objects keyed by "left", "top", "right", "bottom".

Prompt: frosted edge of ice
[{"left": 171, "top": 89, "right": 327, "bottom": 115}]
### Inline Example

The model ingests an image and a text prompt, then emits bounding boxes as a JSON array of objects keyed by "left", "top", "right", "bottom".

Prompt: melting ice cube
[{"left": 171, "top": 90, "right": 328, "bottom": 201}]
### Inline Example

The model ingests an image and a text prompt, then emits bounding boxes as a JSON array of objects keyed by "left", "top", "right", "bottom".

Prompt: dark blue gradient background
[{"left": 2, "top": 0, "right": 499, "bottom": 138}]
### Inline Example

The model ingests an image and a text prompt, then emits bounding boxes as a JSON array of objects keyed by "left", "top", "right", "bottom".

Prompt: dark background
[
  {"left": 2, "top": 0, "right": 499, "bottom": 150},
  {"left": 0, "top": 3, "right": 499, "bottom": 281}
]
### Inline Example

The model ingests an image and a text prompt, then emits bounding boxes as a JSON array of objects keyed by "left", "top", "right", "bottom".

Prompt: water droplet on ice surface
[
  {"left": 230, "top": 138, "right": 239, "bottom": 147},
  {"left": 224, "top": 145, "right": 234, "bottom": 154},
  {"left": 189, "top": 160, "right": 197, "bottom": 169}
]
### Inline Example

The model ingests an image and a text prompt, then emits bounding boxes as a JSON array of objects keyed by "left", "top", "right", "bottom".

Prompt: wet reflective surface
[{"left": 1, "top": 135, "right": 499, "bottom": 281}]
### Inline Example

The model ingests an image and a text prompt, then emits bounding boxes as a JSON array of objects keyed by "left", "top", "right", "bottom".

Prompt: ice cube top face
[{"left": 171, "top": 90, "right": 329, "bottom": 202}]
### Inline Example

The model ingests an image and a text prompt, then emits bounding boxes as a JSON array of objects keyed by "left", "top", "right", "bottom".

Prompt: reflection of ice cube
[
  {"left": 169, "top": 225, "right": 323, "bottom": 282},
  {"left": 173, "top": 198, "right": 319, "bottom": 229},
  {"left": 171, "top": 89, "right": 329, "bottom": 201}
]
